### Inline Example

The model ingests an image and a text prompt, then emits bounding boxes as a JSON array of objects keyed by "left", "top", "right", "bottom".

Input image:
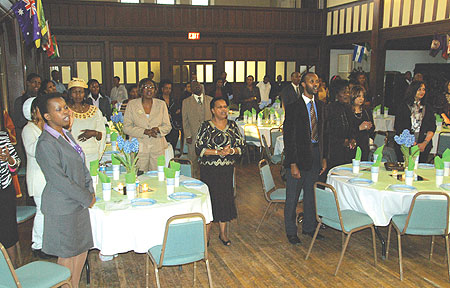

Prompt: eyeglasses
[{"left": 142, "top": 85, "right": 155, "bottom": 90}]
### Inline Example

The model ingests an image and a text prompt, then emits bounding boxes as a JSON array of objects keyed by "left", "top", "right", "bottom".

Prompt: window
[
  {"left": 192, "top": 0, "right": 208, "bottom": 5},
  {"left": 157, "top": 0, "right": 175, "bottom": 4},
  {"left": 113, "top": 61, "right": 160, "bottom": 84},
  {"left": 49, "top": 65, "right": 72, "bottom": 84},
  {"left": 275, "top": 61, "right": 296, "bottom": 81},
  {"left": 225, "top": 60, "right": 266, "bottom": 83},
  {"left": 74, "top": 61, "right": 103, "bottom": 84},
  {"left": 121, "top": 0, "right": 139, "bottom": 3}
]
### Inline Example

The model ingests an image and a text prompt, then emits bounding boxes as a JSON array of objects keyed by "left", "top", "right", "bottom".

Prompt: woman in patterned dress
[{"left": 195, "top": 98, "right": 244, "bottom": 246}]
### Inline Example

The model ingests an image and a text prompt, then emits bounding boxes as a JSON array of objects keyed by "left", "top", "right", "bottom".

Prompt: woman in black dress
[
  {"left": 158, "top": 80, "right": 181, "bottom": 149},
  {"left": 350, "top": 86, "right": 374, "bottom": 161},
  {"left": 395, "top": 80, "right": 436, "bottom": 162},
  {"left": 195, "top": 98, "right": 244, "bottom": 246},
  {"left": 326, "top": 79, "right": 357, "bottom": 168},
  {"left": 0, "top": 131, "right": 20, "bottom": 267}
]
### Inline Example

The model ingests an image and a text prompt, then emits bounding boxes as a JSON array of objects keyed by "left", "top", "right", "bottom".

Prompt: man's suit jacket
[
  {"left": 36, "top": 130, "right": 94, "bottom": 216},
  {"left": 283, "top": 95, "right": 327, "bottom": 170},
  {"left": 182, "top": 95, "right": 212, "bottom": 140},
  {"left": 280, "top": 83, "right": 301, "bottom": 108},
  {"left": 86, "top": 94, "right": 112, "bottom": 121}
]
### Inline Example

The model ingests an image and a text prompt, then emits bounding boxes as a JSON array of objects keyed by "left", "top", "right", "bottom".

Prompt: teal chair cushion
[
  {"left": 18, "top": 167, "right": 26, "bottom": 177},
  {"left": 270, "top": 155, "right": 282, "bottom": 165},
  {"left": 180, "top": 164, "right": 192, "bottom": 178},
  {"left": 392, "top": 214, "right": 446, "bottom": 235},
  {"left": 16, "top": 206, "right": 36, "bottom": 223},
  {"left": 15, "top": 261, "right": 71, "bottom": 288},
  {"left": 269, "top": 188, "right": 286, "bottom": 201},
  {"left": 322, "top": 210, "right": 373, "bottom": 232}
]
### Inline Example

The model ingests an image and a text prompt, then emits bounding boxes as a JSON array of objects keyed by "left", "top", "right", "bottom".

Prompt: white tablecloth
[
  {"left": 327, "top": 164, "right": 448, "bottom": 226},
  {"left": 274, "top": 135, "right": 284, "bottom": 156},
  {"left": 89, "top": 174, "right": 213, "bottom": 255},
  {"left": 237, "top": 121, "right": 279, "bottom": 147},
  {"left": 373, "top": 115, "right": 395, "bottom": 132}
]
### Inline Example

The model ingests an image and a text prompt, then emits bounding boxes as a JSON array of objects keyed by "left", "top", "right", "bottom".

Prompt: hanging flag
[
  {"left": 352, "top": 45, "right": 365, "bottom": 63},
  {"left": 12, "top": 0, "right": 41, "bottom": 47},
  {"left": 35, "top": 0, "right": 48, "bottom": 49},
  {"left": 442, "top": 34, "right": 450, "bottom": 60},
  {"left": 429, "top": 34, "right": 442, "bottom": 57},
  {"left": 363, "top": 42, "right": 371, "bottom": 61},
  {"left": 50, "top": 34, "right": 60, "bottom": 59}
]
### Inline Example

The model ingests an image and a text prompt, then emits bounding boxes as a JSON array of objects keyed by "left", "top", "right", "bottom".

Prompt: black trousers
[{"left": 284, "top": 145, "right": 321, "bottom": 236}]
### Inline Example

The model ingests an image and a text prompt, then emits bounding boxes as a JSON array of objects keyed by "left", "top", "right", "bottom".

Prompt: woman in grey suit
[{"left": 36, "top": 93, "right": 96, "bottom": 288}]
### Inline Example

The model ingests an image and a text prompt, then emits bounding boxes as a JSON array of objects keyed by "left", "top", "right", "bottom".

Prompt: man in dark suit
[
  {"left": 283, "top": 72, "right": 327, "bottom": 245},
  {"left": 280, "top": 72, "right": 301, "bottom": 109}
]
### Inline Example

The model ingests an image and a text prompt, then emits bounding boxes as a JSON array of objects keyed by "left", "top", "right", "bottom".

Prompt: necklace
[{"left": 354, "top": 112, "right": 362, "bottom": 119}]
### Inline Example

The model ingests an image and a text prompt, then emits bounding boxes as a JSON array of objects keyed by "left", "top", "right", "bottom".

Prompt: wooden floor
[{"left": 16, "top": 162, "right": 450, "bottom": 287}]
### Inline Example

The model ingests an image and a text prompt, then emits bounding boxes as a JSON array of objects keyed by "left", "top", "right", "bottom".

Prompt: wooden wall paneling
[
  {"left": 420, "top": 0, "right": 426, "bottom": 22},
  {"left": 446, "top": 0, "right": 450, "bottom": 19},
  {"left": 409, "top": 0, "right": 415, "bottom": 24},
  {"left": 137, "top": 47, "right": 148, "bottom": 59},
  {"left": 150, "top": 46, "right": 160, "bottom": 59},
  {"left": 174, "top": 7, "right": 182, "bottom": 27},
  {"left": 75, "top": 45, "right": 88, "bottom": 59},
  {"left": 432, "top": 0, "right": 439, "bottom": 20},
  {"left": 105, "top": 6, "right": 114, "bottom": 27},
  {"left": 234, "top": 9, "right": 243, "bottom": 30},
  {"left": 126, "top": 46, "right": 136, "bottom": 59},
  {"left": 86, "top": 6, "right": 96, "bottom": 27},
  {"left": 77, "top": 5, "right": 87, "bottom": 27},
  {"left": 113, "top": 46, "right": 123, "bottom": 60},
  {"left": 59, "top": 4, "right": 69, "bottom": 26},
  {"left": 68, "top": 4, "right": 79, "bottom": 27},
  {"left": 399, "top": 0, "right": 404, "bottom": 25},
  {"left": 90, "top": 45, "right": 102, "bottom": 60},
  {"left": 60, "top": 44, "right": 74, "bottom": 60},
  {"left": 48, "top": 4, "right": 59, "bottom": 26}
]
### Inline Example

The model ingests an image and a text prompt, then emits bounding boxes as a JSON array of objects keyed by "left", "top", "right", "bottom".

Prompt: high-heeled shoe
[{"left": 219, "top": 235, "right": 231, "bottom": 246}]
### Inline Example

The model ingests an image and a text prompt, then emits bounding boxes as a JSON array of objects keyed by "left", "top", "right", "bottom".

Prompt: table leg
[{"left": 374, "top": 227, "right": 386, "bottom": 260}]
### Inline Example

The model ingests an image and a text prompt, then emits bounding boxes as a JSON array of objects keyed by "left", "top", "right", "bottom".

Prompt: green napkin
[
  {"left": 244, "top": 110, "right": 250, "bottom": 118},
  {"left": 170, "top": 161, "right": 181, "bottom": 171},
  {"left": 408, "top": 156, "right": 415, "bottom": 171},
  {"left": 275, "top": 99, "right": 281, "bottom": 104},
  {"left": 98, "top": 172, "right": 111, "bottom": 183},
  {"left": 411, "top": 145, "right": 420, "bottom": 157},
  {"left": 111, "top": 132, "right": 118, "bottom": 141},
  {"left": 443, "top": 149, "right": 450, "bottom": 162},
  {"left": 374, "top": 144, "right": 384, "bottom": 158},
  {"left": 252, "top": 108, "right": 256, "bottom": 116},
  {"left": 372, "top": 156, "right": 382, "bottom": 167},
  {"left": 111, "top": 154, "right": 121, "bottom": 165},
  {"left": 258, "top": 111, "right": 263, "bottom": 119},
  {"left": 270, "top": 107, "right": 275, "bottom": 113},
  {"left": 125, "top": 172, "right": 136, "bottom": 184},
  {"left": 106, "top": 126, "right": 111, "bottom": 134},
  {"left": 435, "top": 156, "right": 444, "bottom": 170},
  {"left": 89, "top": 160, "right": 99, "bottom": 176},
  {"left": 157, "top": 155, "right": 165, "bottom": 167},
  {"left": 164, "top": 167, "right": 175, "bottom": 178},
  {"left": 374, "top": 105, "right": 381, "bottom": 111},
  {"left": 436, "top": 114, "right": 444, "bottom": 123},
  {"left": 355, "top": 147, "right": 362, "bottom": 161}
]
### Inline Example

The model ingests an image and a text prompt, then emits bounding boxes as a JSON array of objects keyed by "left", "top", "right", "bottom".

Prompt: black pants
[
  {"left": 284, "top": 145, "right": 321, "bottom": 236},
  {"left": 165, "top": 129, "right": 179, "bottom": 151}
]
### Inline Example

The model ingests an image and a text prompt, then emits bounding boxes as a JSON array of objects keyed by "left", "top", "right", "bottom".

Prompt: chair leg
[
  {"left": 341, "top": 232, "right": 345, "bottom": 248},
  {"left": 397, "top": 232, "right": 403, "bottom": 281},
  {"left": 370, "top": 226, "right": 377, "bottom": 266},
  {"left": 85, "top": 255, "right": 90, "bottom": 285},
  {"left": 386, "top": 224, "right": 392, "bottom": 260},
  {"left": 335, "top": 232, "right": 352, "bottom": 276},
  {"left": 445, "top": 235, "right": 450, "bottom": 282},
  {"left": 430, "top": 235, "right": 435, "bottom": 261},
  {"left": 155, "top": 266, "right": 161, "bottom": 288},
  {"left": 205, "top": 259, "right": 213, "bottom": 288},
  {"left": 256, "top": 202, "right": 273, "bottom": 232},
  {"left": 146, "top": 255, "right": 149, "bottom": 288},
  {"left": 305, "top": 223, "right": 321, "bottom": 260},
  {"left": 16, "top": 242, "right": 22, "bottom": 266},
  {"left": 193, "top": 262, "right": 197, "bottom": 287}
]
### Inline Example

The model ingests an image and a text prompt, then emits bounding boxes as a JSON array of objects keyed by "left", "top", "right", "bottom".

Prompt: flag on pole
[
  {"left": 50, "top": 34, "right": 60, "bottom": 59},
  {"left": 35, "top": 0, "right": 48, "bottom": 49},
  {"left": 352, "top": 45, "right": 365, "bottom": 63},
  {"left": 12, "top": 0, "right": 41, "bottom": 47}
]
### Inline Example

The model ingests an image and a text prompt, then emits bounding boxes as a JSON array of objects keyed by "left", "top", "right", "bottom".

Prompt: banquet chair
[
  {"left": 170, "top": 158, "right": 192, "bottom": 177},
  {"left": 270, "top": 127, "right": 283, "bottom": 153},
  {"left": 256, "top": 159, "right": 302, "bottom": 232},
  {"left": 243, "top": 124, "right": 262, "bottom": 163},
  {"left": 305, "top": 182, "right": 377, "bottom": 276},
  {"left": 437, "top": 132, "right": 450, "bottom": 157},
  {"left": 386, "top": 191, "right": 450, "bottom": 281},
  {"left": 16, "top": 206, "right": 36, "bottom": 265},
  {"left": 146, "top": 213, "right": 213, "bottom": 288},
  {"left": 0, "top": 242, "right": 72, "bottom": 288},
  {"left": 261, "top": 135, "right": 281, "bottom": 165}
]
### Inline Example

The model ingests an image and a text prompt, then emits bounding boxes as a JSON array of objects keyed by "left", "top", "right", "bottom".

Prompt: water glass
[
  {"left": 126, "top": 183, "right": 136, "bottom": 200},
  {"left": 167, "top": 178, "right": 175, "bottom": 195},
  {"left": 371, "top": 166, "right": 379, "bottom": 182},
  {"left": 102, "top": 183, "right": 111, "bottom": 201},
  {"left": 405, "top": 170, "right": 414, "bottom": 186},
  {"left": 352, "top": 159, "right": 360, "bottom": 174},
  {"left": 436, "top": 169, "right": 444, "bottom": 187}
]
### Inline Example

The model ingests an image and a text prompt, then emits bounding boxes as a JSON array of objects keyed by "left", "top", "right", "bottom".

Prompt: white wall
[{"left": 329, "top": 49, "right": 369, "bottom": 80}]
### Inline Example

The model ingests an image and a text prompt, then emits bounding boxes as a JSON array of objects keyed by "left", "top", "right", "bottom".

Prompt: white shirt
[
  {"left": 291, "top": 83, "right": 300, "bottom": 95},
  {"left": 257, "top": 81, "right": 271, "bottom": 102},
  {"left": 193, "top": 93, "right": 204, "bottom": 105},
  {"left": 87, "top": 93, "right": 105, "bottom": 109},
  {"left": 110, "top": 85, "right": 128, "bottom": 103}
]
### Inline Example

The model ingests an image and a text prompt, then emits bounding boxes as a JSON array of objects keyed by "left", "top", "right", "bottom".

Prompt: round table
[
  {"left": 327, "top": 163, "right": 448, "bottom": 227},
  {"left": 236, "top": 121, "right": 280, "bottom": 147},
  {"left": 373, "top": 115, "right": 395, "bottom": 132},
  {"left": 89, "top": 173, "right": 213, "bottom": 255},
  {"left": 102, "top": 143, "right": 174, "bottom": 168}
]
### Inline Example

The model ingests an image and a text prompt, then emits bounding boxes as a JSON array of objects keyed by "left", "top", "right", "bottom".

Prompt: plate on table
[
  {"left": 169, "top": 192, "right": 197, "bottom": 200},
  {"left": 181, "top": 180, "right": 205, "bottom": 188},
  {"left": 360, "top": 161, "right": 374, "bottom": 167},
  {"left": 347, "top": 178, "right": 373, "bottom": 186},
  {"left": 331, "top": 167, "right": 353, "bottom": 177},
  {"left": 131, "top": 198, "right": 156, "bottom": 207},
  {"left": 146, "top": 171, "right": 158, "bottom": 177},
  {"left": 388, "top": 184, "right": 417, "bottom": 192},
  {"left": 418, "top": 163, "right": 434, "bottom": 169},
  {"left": 440, "top": 183, "right": 450, "bottom": 191}
]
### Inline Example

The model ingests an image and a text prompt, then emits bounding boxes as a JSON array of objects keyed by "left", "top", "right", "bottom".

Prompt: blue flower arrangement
[
  {"left": 115, "top": 135, "right": 139, "bottom": 174},
  {"left": 394, "top": 129, "right": 419, "bottom": 168},
  {"left": 110, "top": 112, "right": 125, "bottom": 137}
]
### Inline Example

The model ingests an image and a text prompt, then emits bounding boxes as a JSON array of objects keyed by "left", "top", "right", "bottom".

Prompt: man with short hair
[
  {"left": 280, "top": 72, "right": 301, "bottom": 109},
  {"left": 256, "top": 75, "right": 271, "bottom": 107},
  {"left": 220, "top": 71, "right": 233, "bottom": 101},
  {"left": 283, "top": 72, "right": 327, "bottom": 245},
  {"left": 51, "top": 70, "right": 66, "bottom": 94},
  {"left": 270, "top": 74, "right": 284, "bottom": 103},
  {"left": 182, "top": 81, "right": 212, "bottom": 179},
  {"left": 110, "top": 76, "right": 128, "bottom": 105}
]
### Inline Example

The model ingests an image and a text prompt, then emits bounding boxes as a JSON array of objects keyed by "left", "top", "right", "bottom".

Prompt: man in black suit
[
  {"left": 283, "top": 72, "right": 327, "bottom": 245},
  {"left": 280, "top": 72, "right": 301, "bottom": 109}
]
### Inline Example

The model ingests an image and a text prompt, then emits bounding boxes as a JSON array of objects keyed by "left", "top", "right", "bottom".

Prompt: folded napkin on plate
[
  {"left": 164, "top": 167, "right": 175, "bottom": 178},
  {"left": 98, "top": 172, "right": 110, "bottom": 183},
  {"left": 355, "top": 147, "right": 362, "bottom": 161},
  {"left": 435, "top": 156, "right": 444, "bottom": 170},
  {"left": 170, "top": 161, "right": 181, "bottom": 172}
]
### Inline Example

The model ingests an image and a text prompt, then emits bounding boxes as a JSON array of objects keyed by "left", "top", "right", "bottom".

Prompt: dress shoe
[
  {"left": 302, "top": 231, "right": 325, "bottom": 240},
  {"left": 32, "top": 249, "right": 55, "bottom": 259},
  {"left": 287, "top": 235, "right": 301, "bottom": 245}
]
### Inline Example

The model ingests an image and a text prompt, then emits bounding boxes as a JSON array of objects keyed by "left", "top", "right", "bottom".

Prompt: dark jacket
[
  {"left": 13, "top": 93, "right": 33, "bottom": 129},
  {"left": 395, "top": 102, "right": 436, "bottom": 145},
  {"left": 283, "top": 95, "right": 327, "bottom": 170},
  {"left": 280, "top": 83, "right": 301, "bottom": 108},
  {"left": 86, "top": 94, "right": 112, "bottom": 121}
]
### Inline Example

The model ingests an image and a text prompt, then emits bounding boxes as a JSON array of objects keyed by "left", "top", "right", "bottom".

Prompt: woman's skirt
[
  {"left": 0, "top": 184, "right": 18, "bottom": 248},
  {"left": 200, "top": 164, "right": 237, "bottom": 222}
]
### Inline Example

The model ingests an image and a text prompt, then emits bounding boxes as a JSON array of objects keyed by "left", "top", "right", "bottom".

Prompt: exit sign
[{"left": 188, "top": 32, "right": 200, "bottom": 40}]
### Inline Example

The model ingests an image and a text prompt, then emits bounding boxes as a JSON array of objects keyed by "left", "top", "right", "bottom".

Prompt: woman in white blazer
[{"left": 21, "top": 97, "right": 51, "bottom": 259}]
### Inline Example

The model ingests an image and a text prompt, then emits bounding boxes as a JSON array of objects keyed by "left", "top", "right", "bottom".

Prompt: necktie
[
  {"left": 197, "top": 97, "right": 202, "bottom": 105},
  {"left": 310, "top": 101, "right": 318, "bottom": 142},
  {"left": 296, "top": 86, "right": 300, "bottom": 97}
]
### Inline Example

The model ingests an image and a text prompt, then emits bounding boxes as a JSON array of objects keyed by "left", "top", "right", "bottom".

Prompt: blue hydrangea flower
[
  {"left": 117, "top": 135, "right": 125, "bottom": 150},
  {"left": 130, "top": 138, "right": 139, "bottom": 153},
  {"left": 111, "top": 112, "right": 124, "bottom": 124},
  {"left": 394, "top": 129, "right": 415, "bottom": 147}
]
